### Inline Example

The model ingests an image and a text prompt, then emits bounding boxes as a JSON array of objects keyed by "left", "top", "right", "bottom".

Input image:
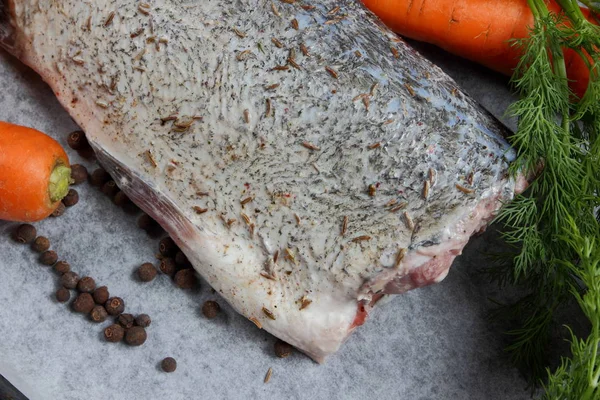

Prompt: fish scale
[{"left": 1, "top": 0, "right": 519, "bottom": 361}]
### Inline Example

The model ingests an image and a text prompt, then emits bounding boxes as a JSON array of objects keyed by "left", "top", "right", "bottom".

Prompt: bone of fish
[{"left": 0, "top": 0, "right": 523, "bottom": 362}]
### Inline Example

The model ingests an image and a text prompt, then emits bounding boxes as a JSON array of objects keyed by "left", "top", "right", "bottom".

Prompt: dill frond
[{"left": 493, "top": 0, "right": 600, "bottom": 392}]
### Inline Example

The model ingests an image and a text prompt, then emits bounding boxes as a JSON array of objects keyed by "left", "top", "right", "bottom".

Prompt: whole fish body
[{"left": 0, "top": 0, "right": 522, "bottom": 361}]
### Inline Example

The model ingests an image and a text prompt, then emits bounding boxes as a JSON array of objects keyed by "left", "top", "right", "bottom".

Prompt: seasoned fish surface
[{"left": 1, "top": 0, "right": 518, "bottom": 361}]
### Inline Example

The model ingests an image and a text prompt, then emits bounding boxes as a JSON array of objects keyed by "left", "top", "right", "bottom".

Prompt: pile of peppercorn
[{"left": 14, "top": 223, "right": 150, "bottom": 346}]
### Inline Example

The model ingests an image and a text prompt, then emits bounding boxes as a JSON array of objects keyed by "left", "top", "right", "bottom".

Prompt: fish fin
[
  {"left": 91, "top": 144, "right": 198, "bottom": 244},
  {"left": 0, "top": 0, "right": 15, "bottom": 52}
]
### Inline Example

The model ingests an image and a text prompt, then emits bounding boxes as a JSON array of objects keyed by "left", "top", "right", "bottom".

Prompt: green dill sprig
[
  {"left": 492, "top": 0, "right": 600, "bottom": 392},
  {"left": 541, "top": 220, "right": 600, "bottom": 400}
]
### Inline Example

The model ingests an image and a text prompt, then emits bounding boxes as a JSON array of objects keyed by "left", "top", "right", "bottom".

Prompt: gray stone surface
[{"left": 0, "top": 41, "right": 529, "bottom": 400}]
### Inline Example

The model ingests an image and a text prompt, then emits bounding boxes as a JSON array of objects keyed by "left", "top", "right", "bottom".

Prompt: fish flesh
[{"left": 0, "top": 0, "right": 523, "bottom": 362}]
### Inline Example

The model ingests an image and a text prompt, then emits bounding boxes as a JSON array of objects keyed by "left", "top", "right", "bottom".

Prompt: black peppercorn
[
  {"left": 54, "top": 261, "right": 70, "bottom": 274},
  {"left": 175, "top": 251, "right": 191, "bottom": 268},
  {"left": 90, "top": 305, "right": 108, "bottom": 323},
  {"left": 159, "top": 237, "right": 178, "bottom": 257},
  {"left": 161, "top": 357, "right": 177, "bottom": 373},
  {"left": 40, "top": 250, "right": 58, "bottom": 266},
  {"left": 31, "top": 236, "right": 50, "bottom": 252},
  {"left": 137, "top": 263, "right": 157, "bottom": 282},
  {"left": 77, "top": 276, "right": 96, "bottom": 293},
  {"left": 70, "top": 164, "right": 88, "bottom": 185},
  {"left": 101, "top": 180, "right": 119, "bottom": 197},
  {"left": 60, "top": 272, "right": 80, "bottom": 289},
  {"left": 274, "top": 339, "right": 294, "bottom": 358},
  {"left": 51, "top": 202, "right": 66, "bottom": 217},
  {"left": 202, "top": 301, "right": 220, "bottom": 319},
  {"left": 72, "top": 293, "right": 95, "bottom": 313},
  {"left": 105, "top": 297, "right": 125, "bottom": 315},
  {"left": 104, "top": 324, "right": 125, "bottom": 343},
  {"left": 117, "top": 313, "right": 135, "bottom": 329},
  {"left": 135, "top": 314, "right": 151, "bottom": 328},
  {"left": 55, "top": 288, "right": 70, "bottom": 303},
  {"left": 125, "top": 326, "right": 147, "bottom": 346},
  {"left": 62, "top": 189, "right": 79, "bottom": 207},
  {"left": 90, "top": 168, "right": 110, "bottom": 187},
  {"left": 159, "top": 258, "right": 177, "bottom": 276},
  {"left": 174, "top": 269, "right": 198, "bottom": 289},
  {"left": 92, "top": 286, "right": 109, "bottom": 305},
  {"left": 14, "top": 224, "right": 36, "bottom": 244},
  {"left": 67, "top": 130, "right": 89, "bottom": 150}
]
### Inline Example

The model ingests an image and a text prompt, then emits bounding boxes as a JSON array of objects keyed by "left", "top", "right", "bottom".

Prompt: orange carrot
[
  {"left": 0, "top": 121, "right": 71, "bottom": 222},
  {"left": 361, "top": 0, "right": 594, "bottom": 98}
]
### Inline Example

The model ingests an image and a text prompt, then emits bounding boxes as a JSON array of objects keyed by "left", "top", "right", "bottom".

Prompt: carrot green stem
[
  {"left": 580, "top": 1, "right": 600, "bottom": 17},
  {"left": 48, "top": 164, "right": 71, "bottom": 203},
  {"left": 557, "top": 0, "right": 588, "bottom": 25},
  {"left": 527, "top": 0, "right": 543, "bottom": 18}
]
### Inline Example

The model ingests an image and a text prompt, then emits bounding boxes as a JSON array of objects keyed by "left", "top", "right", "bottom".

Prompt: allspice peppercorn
[
  {"left": 90, "top": 168, "right": 110, "bottom": 187},
  {"left": 62, "top": 189, "right": 79, "bottom": 207},
  {"left": 161, "top": 357, "right": 177, "bottom": 373},
  {"left": 174, "top": 269, "right": 197, "bottom": 289},
  {"left": 105, "top": 297, "right": 125, "bottom": 315},
  {"left": 51, "top": 202, "right": 66, "bottom": 217},
  {"left": 174, "top": 251, "right": 191, "bottom": 268},
  {"left": 70, "top": 164, "right": 88, "bottom": 185},
  {"left": 159, "top": 237, "right": 178, "bottom": 257},
  {"left": 137, "top": 214, "right": 155, "bottom": 231},
  {"left": 101, "top": 180, "right": 119, "bottom": 197},
  {"left": 77, "top": 146, "right": 95, "bottom": 160},
  {"left": 123, "top": 200, "right": 140, "bottom": 215},
  {"left": 135, "top": 314, "right": 151, "bottom": 328},
  {"left": 54, "top": 261, "right": 71, "bottom": 274},
  {"left": 137, "top": 214, "right": 163, "bottom": 237},
  {"left": 202, "top": 301, "right": 220, "bottom": 319},
  {"left": 137, "top": 263, "right": 157, "bottom": 282},
  {"left": 14, "top": 224, "right": 36, "bottom": 244},
  {"left": 40, "top": 250, "right": 58, "bottom": 266},
  {"left": 32, "top": 236, "right": 50, "bottom": 253},
  {"left": 125, "top": 326, "right": 147, "bottom": 346},
  {"left": 90, "top": 305, "right": 108, "bottom": 323},
  {"left": 159, "top": 258, "right": 177, "bottom": 276},
  {"left": 55, "top": 288, "right": 70, "bottom": 303},
  {"left": 67, "top": 130, "right": 89, "bottom": 150},
  {"left": 77, "top": 277, "right": 96, "bottom": 293},
  {"left": 72, "top": 293, "right": 95, "bottom": 313},
  {"left": 60, "top": 272, "right": 80, "bottom": 289},
  {"left": 92, "top": 286, "right": 109, "bottom": 305},
  {"left": 104, "top": 324, "right": 124, "bottom": 343},
  {"left": 113, "top": 191, "right": 130, "bottom": 207},
  {"left": 274, "top": 339, "right": 294, "bottom": 358},
  {"left": 117, "top": 313, "right": 135, "bottom": 329}
]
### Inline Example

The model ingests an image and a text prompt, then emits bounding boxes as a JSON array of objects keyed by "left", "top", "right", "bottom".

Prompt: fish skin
[{"left": 0, "top": 0, "right": 519, "bottom": 361}]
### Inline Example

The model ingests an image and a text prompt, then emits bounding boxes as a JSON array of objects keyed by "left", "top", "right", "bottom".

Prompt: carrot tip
[{"left": 48, "top": 165, "right": 71, "bottom": 203}]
